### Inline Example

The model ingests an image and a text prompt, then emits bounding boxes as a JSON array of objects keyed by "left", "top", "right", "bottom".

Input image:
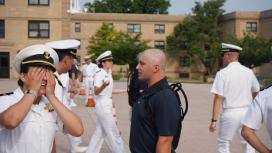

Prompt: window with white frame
[
  {"left": 28, "top": 0, "right": 49, "bottom": 5},
  {"left": 246, "top": 22, "right": 257, "bottom": 32},
  {"left": 154, "top": 40, "right": 165, "bottom": 49},
  {"left": 127, "top": 24, "right": 141, "bottom": 33},
  {"left": 154, "top": 24, "right": 165, "bottom": 33},
  {"left": 28, "top": 21, "right": 49, "bottom": 38}
]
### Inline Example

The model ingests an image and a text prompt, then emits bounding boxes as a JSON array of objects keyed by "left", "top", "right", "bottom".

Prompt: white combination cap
[
  {"left": 222, "top": 43, "right": 242, "bottom": 52},
  {"left": 45, "top": 39, "right": 80, "bottom": 58},
  {"left": 15, "top": 44, "right": 59, "bottom": 73},
  {"left": 96, "top": 50, "right": 113, "bottom": 64}
]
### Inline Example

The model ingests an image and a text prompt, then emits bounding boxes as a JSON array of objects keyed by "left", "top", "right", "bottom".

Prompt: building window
[
  {"left": 28, "top": 0, "right": 49, "bottom": 5},
  {"left": 0, "top": 20, "right": 4, "bottom": 38},
  {"left": 75, "top": 22, "right": 80, "bottom": 32},
  {"left": 246, "top": 22, "right": 257, "bottom": 32},
  {"left": 154, "top": 40, "right": 165, "bottom": 49},
  {"left": 127, "top": 24, "right": 141, "bottom": 33},
  {"left": 108, "top": 23, "right": 113, "bottom": 29},
  {"left": 0, "top": 0, "right": 4, "bottom": 5},
  {"left": 28, "top": 21, "right": 49, "bottom": 38},
  {"left": 180, "top": 57, "right": 190, "bottom": 66},
  {"left": 154, "top": 24, "right": 165, "bottom": 33}
]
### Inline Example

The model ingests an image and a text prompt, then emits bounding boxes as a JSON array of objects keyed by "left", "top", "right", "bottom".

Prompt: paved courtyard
[{"left": 0, "top": 79, "right": 271, "bottom": 153}]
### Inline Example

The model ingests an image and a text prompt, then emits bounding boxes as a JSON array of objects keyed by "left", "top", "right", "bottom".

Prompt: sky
[{"left": 80, "top": 0, "right": 272, "bottom": 15}]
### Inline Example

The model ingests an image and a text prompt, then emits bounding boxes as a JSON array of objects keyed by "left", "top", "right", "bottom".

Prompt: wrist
[
  {"left": 25, "top": 89, "right": 38, "bottom": 99},
  {"left": 211, "top": 119, "right": 217, "bottom": 122}
]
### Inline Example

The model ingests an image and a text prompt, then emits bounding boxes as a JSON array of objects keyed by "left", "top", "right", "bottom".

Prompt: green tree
[
  {"left": 87, "top": 22, "right": 149, "bottom": 69},
  {"left": 167, "top": 0, "right": 225, "bottom": 76},
  {"left": 227, "top": 34, "right": 272, "bottom": 68},
  {"left": 84, "top": 0, "right": 170, "bottom": 14}
]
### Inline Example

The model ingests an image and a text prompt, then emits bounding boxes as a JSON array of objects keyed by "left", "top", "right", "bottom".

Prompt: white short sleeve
[
  {"left": 94, "top": 71, "right": 103, "bottom": 88},
  {"left": 251, "top": 72, "right": 260, "bottom": 92},
  {"left": 211, "top": 72, "right": 224, "bottom": 96},
  {"left": 241, "top": 94, "right": 263, "bottom": 130}
]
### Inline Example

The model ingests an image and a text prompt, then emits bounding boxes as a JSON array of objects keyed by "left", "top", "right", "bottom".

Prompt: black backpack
[
  {"left": 143, "top": 82, "right": 188, "bottom": 150},
  {"left": 127, "top": 70, "right": 148, "bottom": 107}
]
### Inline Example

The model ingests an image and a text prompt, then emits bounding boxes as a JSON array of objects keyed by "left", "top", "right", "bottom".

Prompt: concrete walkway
[{"left": 0, "top": 80, "right": 271, "bottom": 153}]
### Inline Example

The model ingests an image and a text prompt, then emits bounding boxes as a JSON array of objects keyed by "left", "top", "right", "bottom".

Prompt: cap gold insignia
[{"left": 43, "top": 51, "right": 50, "bottom": 59}]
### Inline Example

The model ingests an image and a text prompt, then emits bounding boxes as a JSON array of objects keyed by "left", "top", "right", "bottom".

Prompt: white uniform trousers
[
  {"left": 218, "top": 107, "right": 255, "bottom": 153},
  {"left": 86, "top": 97, "right": 124, "bottom": 153}
]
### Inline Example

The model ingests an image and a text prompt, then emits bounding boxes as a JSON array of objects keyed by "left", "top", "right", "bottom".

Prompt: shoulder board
[
  {"left": 261, "top": 84, "right": 272, "bottom": 91},
  {"left": 54, "top": 75, "right": 64, "bottom": 88},
  {"left": 95, "top": 69, "right": 101, "bottom": 74},
  {"left": 0, "top": 92, "right": 14, "bottom": 96}
]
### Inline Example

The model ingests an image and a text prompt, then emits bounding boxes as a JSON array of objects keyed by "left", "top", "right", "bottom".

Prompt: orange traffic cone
[{"left": 86, "top": 89, "right": 95, "bottom": 107}]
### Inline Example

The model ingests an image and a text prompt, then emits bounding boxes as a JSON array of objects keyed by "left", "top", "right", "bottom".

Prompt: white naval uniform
[
  {"left": 211, "top": 61, "right": 260, "bottom": 153},
  {"left": 82, "top": 63, "right": 98, "bottom": 104},
  {"left": 86, "top": 68, "right": 124, "bottom": 153},
  {"left": 242, "top": 86, "right": 272, "bottom": 140},
  {"left": 0, "top": 88, "right": 62, "bottom": 153},
  {"left": 57, "top": 72, "right": 83, "bottom": 150}
]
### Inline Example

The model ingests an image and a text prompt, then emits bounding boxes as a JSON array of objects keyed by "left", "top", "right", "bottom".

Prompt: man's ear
[{"left": 153, "top": 64, "right": 160, "bottom": 73}]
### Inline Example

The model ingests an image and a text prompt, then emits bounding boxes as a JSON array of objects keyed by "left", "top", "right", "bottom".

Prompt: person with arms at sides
[
  {"left": 129, "top": 49, "right": 180, "bottom": 153},
  {"left": 209, "top": 43, "right": 260, "bottom": 153}
]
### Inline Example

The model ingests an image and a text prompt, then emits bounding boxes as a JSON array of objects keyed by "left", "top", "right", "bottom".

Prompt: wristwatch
[
  {"left": 25, "top": 89, "right": 38, "bottom": 98},
  {"left": 211, "top": 119, "right": 217, "bottom": 122}
]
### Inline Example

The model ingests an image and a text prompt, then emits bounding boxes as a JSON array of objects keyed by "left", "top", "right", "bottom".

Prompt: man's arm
[
  {"left": 156, "top": 136, "right": 173, "bottom": 153},
  {"left": 209, "top": 94, "right": 223, "bottom": 132},
  {"left": 241, "top": 125, "right": 271, "bottom": 153}
]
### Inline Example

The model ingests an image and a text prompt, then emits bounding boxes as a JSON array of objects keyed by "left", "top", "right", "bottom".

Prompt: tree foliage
[
  {"left": 167, "top": 0, "right": 225, "bottom": 76},
  {"left": 227, "top": 34, "right": 272, "bottom": 68},
  {"left": 84, "top": 0, "right": 170, "bottom": 14},
  {"left": 87, "top": 23, "right": 149, "bottom": 69}
]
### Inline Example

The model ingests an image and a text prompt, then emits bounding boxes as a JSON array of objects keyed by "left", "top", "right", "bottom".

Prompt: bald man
[{"left": 129, "top": 49, "right": 181, "bottom": 153}]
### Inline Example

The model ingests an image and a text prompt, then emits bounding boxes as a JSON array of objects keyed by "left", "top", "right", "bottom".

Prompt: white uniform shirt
[
  {"left": 82, "top": 63, "right": 98, "bottom": 80},
  {"left": 58, "top": 72, "right": 71, "bottom": 106},
  {"left": 242, "top": 86, "right": 272, "bottom": 139},
  {"left": 211, "top": 62, "right": 260, "bottom": 109},
  {"left": 0, "top": 88, "right": 59, "bottom": 153},
  {"left": 93, "top": 68, "right": 113, "bottom": 98}
]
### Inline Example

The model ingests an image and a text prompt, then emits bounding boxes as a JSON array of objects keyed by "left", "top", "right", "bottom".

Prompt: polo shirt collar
[{"left": 145, "top": 77, "right": 168, "bottom": 96}]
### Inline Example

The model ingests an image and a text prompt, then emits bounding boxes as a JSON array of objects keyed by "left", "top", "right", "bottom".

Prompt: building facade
[{"left": 0, "top": 0, "right": 271, "bottom": 79}]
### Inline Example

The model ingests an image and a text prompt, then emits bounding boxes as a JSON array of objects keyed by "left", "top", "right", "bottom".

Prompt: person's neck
[
  {"left": 147, "top": 74, "right": 165, "bottom": 86},
  {"left": 103, "top": 67, "right": 110, "bottom": 73},
  {"left": 56, "top": 64, "right": 65, "bottom": 75}
]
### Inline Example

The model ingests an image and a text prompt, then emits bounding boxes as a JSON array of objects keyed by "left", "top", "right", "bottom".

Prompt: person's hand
[
  {"left": 209, "top": 122, "right": 217, "bottom": 133},
  {"left": 102, "top": 80, "right": 110, "bottom": 88},
  {"left": 24, "top": 67, "right": 45, "bottom": 93},
  {"left": 45, "top": 70, "right": 56, "bottom": 97}
]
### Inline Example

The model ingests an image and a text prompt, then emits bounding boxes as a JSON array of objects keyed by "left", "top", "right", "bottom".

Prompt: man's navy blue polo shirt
[{"left": 129, "top": 78, "right": 180, "bottom": 153}]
